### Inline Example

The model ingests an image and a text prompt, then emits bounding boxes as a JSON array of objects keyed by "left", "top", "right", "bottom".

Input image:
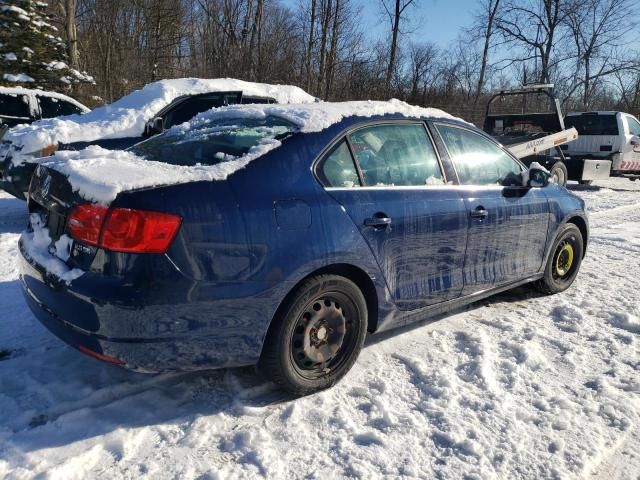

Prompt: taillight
[
  {"left": 68, "top": 204, "right": 108, "bottom": 246},
  {"left": 68, "top": 205, "right": 181, "bottom": 254},
  {"left": 101, "top": 208, "right": 182, "bottom": 253}
]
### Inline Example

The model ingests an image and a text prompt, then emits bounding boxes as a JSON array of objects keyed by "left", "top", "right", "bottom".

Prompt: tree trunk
[
  {"left": 64, "top": 0, "right": 79, "bottom": 69},
  {"left": 305, "top": 0, "right": 317, "bottom": 92},
  {"left": 385, "top": 0, "right": 401, "bottom": 97},
  {"left": 474, "top": 0, "right": 500, "bottom": 105}
]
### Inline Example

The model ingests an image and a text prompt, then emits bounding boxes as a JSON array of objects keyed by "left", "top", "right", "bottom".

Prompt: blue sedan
[{"left": 19, "top": 102, "right": 588, "bottom": 395}]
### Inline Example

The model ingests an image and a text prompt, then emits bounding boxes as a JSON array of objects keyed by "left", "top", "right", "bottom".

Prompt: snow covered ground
[{"left": 0, "top": 178, "right": 638, "bottom": 479}]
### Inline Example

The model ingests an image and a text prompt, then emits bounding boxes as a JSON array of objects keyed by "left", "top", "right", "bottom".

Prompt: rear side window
[
  {"left": 436, "top": 124, "right": 523, "bottom": 186},
  {"left": 626, "top": 116, "right": 640, "bottom": 136},
  {"left": 0, "top": 93, "right": 30, "bottom": 118},
  {"left": 38, "top": 95, "right": 84, "bottom": 118},
  {"left": 317, "top": 140, "right": 360, "bottom": 188},
  {"left": 348, "top": 123, "right": 444, "bottom": 186},
  {"left": 565, "top": 114, "right": 619, "bottom": 135}
]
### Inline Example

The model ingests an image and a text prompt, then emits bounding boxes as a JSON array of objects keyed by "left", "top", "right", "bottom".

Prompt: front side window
[
  {"left": 435, "top": 124, "right": 523, "bottom": 186},
  {"left": 0, "top": 93, "right": 30, "bottom": 118},
  {"left": 348, "top": 123, "right": 444, "bottom": 186},
  {"left": 130, "top": 115, "right": 296, "bottom": 166},
  {"left": 317, "top": 140, "right": 360, "bottom": 188},
  {"left": 38, "top": 96, "right": 84, "bottom": 118}
]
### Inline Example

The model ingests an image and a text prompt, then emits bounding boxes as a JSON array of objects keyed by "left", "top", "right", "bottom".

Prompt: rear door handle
[
  {"left": 364, "top": 216, "right": 392, "bottom": 227},
  {"left": 470, "top": 207, "right": 488, "bottom": 219}
]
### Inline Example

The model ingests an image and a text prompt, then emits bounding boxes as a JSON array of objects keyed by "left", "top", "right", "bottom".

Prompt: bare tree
[
  {"left": 380, "top": 0, "right": 418, "bottom": 97},
  {"left": 496, "top": 0, "right": 570, "bottom": 83},
  {"left": 564, "top": 0, "right": 637, "bottom": 109},
  {"left": 472, "top": 0, "right": 501, "bottom": 104}
]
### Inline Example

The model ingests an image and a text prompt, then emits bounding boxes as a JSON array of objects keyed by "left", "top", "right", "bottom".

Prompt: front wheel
[
  {"left": 258, "top": 275, "right": 368, "bottom": 396},
  {"left": 549, "top": 161, "right": 568, "bottom": 186},
  {"left": 534, "top": 223, "right": 584, "bottom": 294}
]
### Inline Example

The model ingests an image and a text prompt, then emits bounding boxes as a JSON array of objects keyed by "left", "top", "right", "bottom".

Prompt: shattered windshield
[{"left": 129, "top": 115, "right": 297, "bottom": 166}]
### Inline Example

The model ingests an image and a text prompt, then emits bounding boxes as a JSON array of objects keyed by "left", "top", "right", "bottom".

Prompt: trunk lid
[{"left": 28, "top": 165, "right": 99, "bottom": 271}]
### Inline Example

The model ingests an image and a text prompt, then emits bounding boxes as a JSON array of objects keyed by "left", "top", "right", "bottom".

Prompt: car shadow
[
  {"left": 0, "top": 195, "right": 27, "bottom": 234},
  {"left": 365, "top": 285, "right": 545, "bottom": 348},
  {"left": 567, "top": 184, "right": 639, "bottom": 193},
  {"left": 1, "top": 281, "right": 545, "bottom": 455}
]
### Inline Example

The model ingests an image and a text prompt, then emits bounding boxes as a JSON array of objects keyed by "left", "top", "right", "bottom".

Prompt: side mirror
[
  {"left": 144, "top": 117, "right": 164, "bottom": 137},
  {"left": 523, "top": 162, "right": 551, "bottom": 188}
]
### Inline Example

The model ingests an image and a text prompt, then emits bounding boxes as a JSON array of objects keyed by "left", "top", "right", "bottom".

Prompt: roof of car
[
  {"left": 0, "top": 86, "right": 90, "bottom": 112},
  {"left": 4, "top": 78, "right": 316, "bottom": 156},
  {"left": 172, "top": 99, "right": 470, "bottom": 136}
]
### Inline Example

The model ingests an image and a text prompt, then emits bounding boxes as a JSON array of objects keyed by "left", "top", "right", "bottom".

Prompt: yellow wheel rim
[{"left": 555, "top": 242, "right": 574, "bottom": 277}]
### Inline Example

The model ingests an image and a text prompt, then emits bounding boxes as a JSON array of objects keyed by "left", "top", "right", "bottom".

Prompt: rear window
[
  {"left": 565, "top": 114, "right": 619, "bottom": 135},
  {"left": 0, "top": 93, "right": 30, "bottom": 118},
  {"left": 130, "top": 115, "right": 296, "bottom": 166}
]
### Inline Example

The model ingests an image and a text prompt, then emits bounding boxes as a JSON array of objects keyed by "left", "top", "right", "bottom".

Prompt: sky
[{"left": 281, "top": 0, "right": 477, "bottom": 48}]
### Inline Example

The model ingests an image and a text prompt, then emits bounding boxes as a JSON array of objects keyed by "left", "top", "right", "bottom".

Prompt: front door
[
  {"left": 317, "top": 122, "right": 468, "bottom": 310},
  {"left": 433, "top": 123, "right": 551, "bottom": 294}
]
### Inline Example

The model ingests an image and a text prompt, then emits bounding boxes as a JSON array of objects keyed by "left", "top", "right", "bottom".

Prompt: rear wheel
[
  {"left": 534, "top": 223, "right": 584, "bottom": 294},
  {"left": 549, "top": 161, "right": 568, "bottom": 186},
  {"left": 578, "top": 180, "right": 593, "bottom": 186},
  {"left": 259, "top": 275, "right": 367, "bottom": 396}
]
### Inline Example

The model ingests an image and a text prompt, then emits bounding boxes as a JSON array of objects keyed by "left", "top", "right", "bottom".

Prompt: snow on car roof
[
  {"left": 5, "top": 78, "right": 316, "bottom": 156},
  {"left": 176, "top": 98, "right": 468, "bottom": 134},
  {"left": 0, "top": 86, "right": 90, "bottom": 112},
  {"left": 43, "top": 99, "right": 468, "bottom": 203}
]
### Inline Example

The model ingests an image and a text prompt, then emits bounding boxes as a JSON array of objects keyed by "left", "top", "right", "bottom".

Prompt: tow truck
[{"left": 483, "top": 84, "right": 611, "bottom": 185}]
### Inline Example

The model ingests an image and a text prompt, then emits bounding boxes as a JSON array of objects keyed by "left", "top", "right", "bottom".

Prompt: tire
[
  {"left": 534, "top": 223, "right": 584, "bottom": 295},
  {"left": 578, "top": 180, "right": 593, "bottom": 186},
  {"left": 258, "top": 275, "right": 368, "bottom": 396},
  {"left": 549, "top": 161, "right": 568, "bottom": 186}
]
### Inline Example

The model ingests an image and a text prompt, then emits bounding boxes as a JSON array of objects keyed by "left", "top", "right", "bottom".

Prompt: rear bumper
[{"left": 18, "top": 238, "right": 268, "bottom": 372}]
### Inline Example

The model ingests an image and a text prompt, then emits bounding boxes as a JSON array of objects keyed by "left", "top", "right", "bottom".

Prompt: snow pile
[
  {"left": 0, "top": 179, "right": 639, "bottom": 478},
  {"left": 43, "top": 100, "right": 465, "bottom": 203},
  {"left": 44, "top": 136, "right": 283, "bottom": 203},
  {"left": 5, "top": 78, "right": 316, "bottom": 160},
  {"left": 20, "top": 213, "right": 83, "bottom": 284},
  {"left": 3, "top": 73, "right": 34, "bottom": 83}
]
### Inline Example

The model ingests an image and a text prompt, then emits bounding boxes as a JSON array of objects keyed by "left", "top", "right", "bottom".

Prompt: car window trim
[
  {"left": 312, "top": 119, "right": 449, "bottom": 190},
  {"left": 432, "top": 121, "right": 527, "bottom": 187}
]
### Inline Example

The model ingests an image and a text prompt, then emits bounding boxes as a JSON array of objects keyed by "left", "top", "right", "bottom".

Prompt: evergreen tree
[{"left": 0, "top": 0, "right": 92, "bottom": 90}]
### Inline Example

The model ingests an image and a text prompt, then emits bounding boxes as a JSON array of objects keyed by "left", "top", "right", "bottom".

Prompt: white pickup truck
[{"left": 562, "top": 111, "right": 640, "bottom": 182}]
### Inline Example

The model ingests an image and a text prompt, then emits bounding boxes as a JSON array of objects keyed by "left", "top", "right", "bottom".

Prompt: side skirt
[{"left": 375, "top": 274, "right": 544, "bottom": 333}]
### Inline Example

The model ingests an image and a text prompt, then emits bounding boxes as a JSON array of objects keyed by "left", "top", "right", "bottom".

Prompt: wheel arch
[
  {"left": 566, "top": 215, "right": 588, "bottom": 257},
  {"left": 262, "top": 263, "right": 380, "bottom": 355}
]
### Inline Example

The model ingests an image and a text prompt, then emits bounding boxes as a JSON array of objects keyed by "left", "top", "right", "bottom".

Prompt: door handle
[
  {"left": 364, "top": 216, "right": 392, "bottom": 228},
  {"left": 470, "top": 207, "right": 488, "bottom": 219}
]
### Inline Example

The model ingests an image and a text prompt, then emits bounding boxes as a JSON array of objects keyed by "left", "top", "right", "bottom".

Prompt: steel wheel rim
[{"left": 289, "top": 292, "right": 356, "bottom": 379}]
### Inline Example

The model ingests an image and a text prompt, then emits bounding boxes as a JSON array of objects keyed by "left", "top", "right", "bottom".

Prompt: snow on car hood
[
  {"left": 43, "top": 99, "right": 468, "bottom": 203},
  {"left": 4, "top": 78, "right": 316, "bottom": 161}
]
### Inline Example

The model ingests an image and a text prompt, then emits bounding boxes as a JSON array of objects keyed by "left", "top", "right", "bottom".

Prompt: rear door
[
  {"left": 317, "top": 122, "right": 468, "bottom": 310},
  {"left": 433, "top": 123, "right": 550, "bottom": 295}
]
